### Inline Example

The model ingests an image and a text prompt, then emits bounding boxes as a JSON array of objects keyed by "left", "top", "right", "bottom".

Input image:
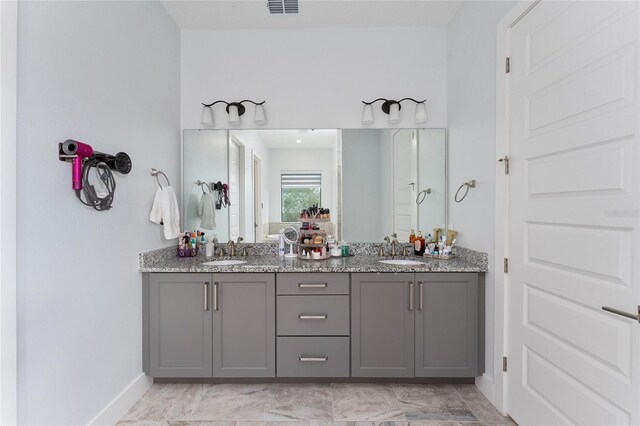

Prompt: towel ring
[
  {"left": 150, "top": 168, "right": 170, "bottom": 188},
  {"left": 416, "top": 188, "right": 432, "bottom": 205},
  {"left": 196, "top": 180, "right": 212, "bottom": 194},
  {"left": 454, "top": 180, "right": 476, "bottom": 203}
]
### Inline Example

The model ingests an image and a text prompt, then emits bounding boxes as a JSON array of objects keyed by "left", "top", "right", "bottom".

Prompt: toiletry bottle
[
  {"left": 414, "top": 231, "right": 426, "bottom": 256},
  {"left": 278, "top": 230, "right": 285, "bottom": 257},
  {"left": 409, "top": 229, "right": 416, "bottom": 244},
  {"left": 432, "top": 227, "right": 440, "bottom": 244},
  {"left": 446, "top": 225, "right": 457, "bottom": 246}
]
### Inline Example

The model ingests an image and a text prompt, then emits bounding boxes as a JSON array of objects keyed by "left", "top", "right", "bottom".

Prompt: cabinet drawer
[
  {"left": 277, "top": 273, "right": 349, "bottom": 295},
  {"left": 277, "top": 337, "right": 349, "bottom": 377},
  {"left": 277, "top": 295, "right": 349, "bottom": 336}
]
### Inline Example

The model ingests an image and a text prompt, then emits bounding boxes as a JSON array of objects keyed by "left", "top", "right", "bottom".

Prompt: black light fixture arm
[
  {"left": 397, "top": 97, "right": 427, "bottom": 104},
  {"left": 362, "top": 97, "right": 427, "bottom": 114},
  {"left": 202, "top": 99, "right": 265, "bottom": 117}
]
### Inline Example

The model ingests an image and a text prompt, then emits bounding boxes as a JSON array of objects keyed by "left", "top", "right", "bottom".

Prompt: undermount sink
[
  {"left": 201, "top": 260, "right": 248, "bottom": 266},
  {"left": 378, "top": 259, "right": 427, "bottom": 266}
]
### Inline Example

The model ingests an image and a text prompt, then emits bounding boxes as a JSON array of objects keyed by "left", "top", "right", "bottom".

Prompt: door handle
[
  {"left": 213, "top": 282, "right": 219, "bottom": 311},
  {"left": 409, "top": 281, "right": 414, "bottom": 311},
  {"left": 418, "top": 281, "right": 424, "bottom": 311},
  {"left": 298, "top": 314, "right": 328, "bottom": 320},
  {"left": 204, "top": 282, "right": 209, "bottom": 311},
  {"left": 602, "top": 306, "right": 640, "bottom": 323},
  {"left": 298, "top": 355, "right": 328, "bottom": 362}
]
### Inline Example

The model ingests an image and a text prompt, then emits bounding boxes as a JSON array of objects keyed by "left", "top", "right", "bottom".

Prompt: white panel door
[
  {"left": 393, "top": 129, "right": 417, "bottom": 241},
  {"left": 507, "top": 2, "right": 640, "bottom": 425}
]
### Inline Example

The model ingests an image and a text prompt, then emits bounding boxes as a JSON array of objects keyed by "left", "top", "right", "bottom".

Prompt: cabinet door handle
[
  {"left": 298, "top": 355, "right": 328, "bottom": 362},
  {"left": 298, "top": 314, "right": 328, "bottom": 320},
  {"left": 213, "top": 282, "right": 219, "bottom": 311},
  {"left": 418, "top": 281, "right": 424, "bottom": 311},
  {"left": 409, "top": 281, "right": 414, "bottom": 311},
  {"left": 204, "top": 282, "right": 209, "bottom": 311},
  {"left": 299, "top": 283, "right": 327, "bottom": 288}
]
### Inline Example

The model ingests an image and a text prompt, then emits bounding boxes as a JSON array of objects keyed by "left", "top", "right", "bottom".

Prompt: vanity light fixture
[
  {"left": 200, "top": 99, "right": 267, "bottom": 126},
  {"left": 361, "top": 97, "right": 427, "bottom": 124}
]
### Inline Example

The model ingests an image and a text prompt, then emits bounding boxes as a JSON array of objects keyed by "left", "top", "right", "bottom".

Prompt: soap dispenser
[{"left": 414, "top": 231, "right": 426, "bottom": 256}]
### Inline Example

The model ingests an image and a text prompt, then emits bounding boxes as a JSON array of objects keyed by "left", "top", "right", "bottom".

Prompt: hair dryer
[{"left": 61, "top": 139, "right": 94, "bottom": 190}]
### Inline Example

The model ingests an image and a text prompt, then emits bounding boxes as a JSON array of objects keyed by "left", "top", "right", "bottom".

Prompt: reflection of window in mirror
[{"left": 281, "top": 171, "right": 322, "bottom": 222}]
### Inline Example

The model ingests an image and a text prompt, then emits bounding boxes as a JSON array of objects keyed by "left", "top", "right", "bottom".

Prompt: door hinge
[
  {"left": 504, "top": 258, "right": 509, "bottom": 273},
  {"left": 505, "top": 57, "right": 510, "bottom": 73},
  {"left": 503, "top": 356, "right": 508, "bottom": 372},
  {"left": 499, "top": 156, "right": 510, "bottom": 175}
]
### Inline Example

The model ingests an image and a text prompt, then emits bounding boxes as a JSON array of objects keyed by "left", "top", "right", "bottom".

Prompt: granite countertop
[{"left": 139, "top": 244, "right": 488, "bottom": 274}]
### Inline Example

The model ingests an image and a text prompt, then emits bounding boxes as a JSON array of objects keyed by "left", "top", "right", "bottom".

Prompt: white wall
[
  {"left": 268, "top": 148, "right": 335, "bottom": 223},
  {"left": 342, "top": 130, "right": 384, "bottom": 242},
  {"left": 446, "top": 0, "right": 515, "bottom": 383},
  {"left": 17, "top": 2, "right": 180, "bottom": 424},
  {"left": 181, "top": 27, "right": 447, "bottom": 130},
  {"left": 418, "top": 129, "right": 447, "bottom": 234},
  {"left": 183, "top": 130, "right": 228, "bottom": 240}
]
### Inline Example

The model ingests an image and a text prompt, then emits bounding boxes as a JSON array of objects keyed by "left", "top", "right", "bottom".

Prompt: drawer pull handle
[
  {"left": 299, "top": 283, "right": 327, "bottom": 288},
  {"left": 298, "top": 355, "right": 328, "bottom": 362},
  {"left": 298, "top": 314, "right": 328, "bottom": 320}
]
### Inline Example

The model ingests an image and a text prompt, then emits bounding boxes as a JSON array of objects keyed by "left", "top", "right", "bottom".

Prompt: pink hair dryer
[{"left": 60, "top": 139, "right": 94, "bottom": 190}]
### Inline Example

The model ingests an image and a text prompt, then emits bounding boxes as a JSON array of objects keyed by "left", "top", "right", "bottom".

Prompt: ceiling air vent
[{"left": 267, "top": 0, "right": 299, "bottom": 14}]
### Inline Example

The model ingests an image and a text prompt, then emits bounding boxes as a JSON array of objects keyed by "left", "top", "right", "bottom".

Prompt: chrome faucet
[
  {"left": 383, "top": 234, "right": 399, "bottom": 256},
  {"left": 227, "top": 237, "right": 244, "bottom": 257},
  {"left": 390, "top": 233, "right": 399, "bottom": 256}
]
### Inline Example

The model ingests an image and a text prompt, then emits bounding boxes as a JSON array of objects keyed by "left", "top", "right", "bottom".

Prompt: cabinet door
[
  {"left": 213, "top": 273, "right": 275, "bottom": 377},
  {"left": 415, "top": 273, "right": 478, "bottom": 377},
  {"left": 149, "top": 273, "right": 213, "bottom": 377},
  {"left": 351, "top": 273, "right": 415, "bottom": 377}
]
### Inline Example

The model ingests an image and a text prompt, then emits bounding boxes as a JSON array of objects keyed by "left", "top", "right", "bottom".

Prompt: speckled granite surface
[{"left": 139, "top": 243, "right": 488, "bottom": 273}]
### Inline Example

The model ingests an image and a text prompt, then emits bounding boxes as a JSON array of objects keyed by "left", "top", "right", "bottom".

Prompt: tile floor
[{"left": 118, "top": 383, "right": 516, "bottom": 425}]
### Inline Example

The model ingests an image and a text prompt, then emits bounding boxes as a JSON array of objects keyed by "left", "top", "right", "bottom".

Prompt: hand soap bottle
[{"left": 414, "top": 231, "right": 426, "bottom": 256}]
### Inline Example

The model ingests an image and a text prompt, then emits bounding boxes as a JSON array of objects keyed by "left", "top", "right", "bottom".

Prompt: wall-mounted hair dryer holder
[{"left": 58, "top": 139, "right": 132, "bottom": 190}]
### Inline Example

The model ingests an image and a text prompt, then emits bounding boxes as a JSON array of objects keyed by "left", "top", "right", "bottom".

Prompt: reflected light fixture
[
  {"left": 200, "top": 99, "right": 267, "bottom": 126},
  {"left": 361, "top": 97, "right": 427, "bottom": 124}
]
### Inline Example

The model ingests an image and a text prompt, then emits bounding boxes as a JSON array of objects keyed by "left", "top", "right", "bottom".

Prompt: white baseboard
[
  {"left": 87, "top": 373, "right": 152, "bottom": 426},
  {"left": 475, "top": 373, "right": 495, "bottom": 404}
]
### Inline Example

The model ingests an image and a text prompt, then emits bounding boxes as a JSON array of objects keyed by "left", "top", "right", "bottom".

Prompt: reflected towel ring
[
  {"left": 150, "top": 168, "right": 170, "bottom": 188},
  {"left": 196, "top": 180, "right": 212, "bottom": 194},
  {"left": 454, "top": 180, "right": 476, "bottom": 203},
  {"left": 416, "top": 188, "right": 432, "bottom": 205}
]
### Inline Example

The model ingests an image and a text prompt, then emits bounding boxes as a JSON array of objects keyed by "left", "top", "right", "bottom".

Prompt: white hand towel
[
  {"left": 198, "top": 192, "right": 216, "bottom": 230},
  {"left": 149, "top": 187, "right": 162, "bottom": 224},
  {"left": 160, "top": 186, "right": 181, "bottom": 240}
]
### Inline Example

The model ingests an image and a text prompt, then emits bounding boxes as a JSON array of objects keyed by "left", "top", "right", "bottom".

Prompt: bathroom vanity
[
  {"left": 139, "top": 248, "right": 486, "bottom": 381},
  {"left": 141, "top": 126, "right": 484, "bottom": 381}
]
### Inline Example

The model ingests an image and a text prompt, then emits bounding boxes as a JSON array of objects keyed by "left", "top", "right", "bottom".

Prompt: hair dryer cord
[{"left": 75, "top": 159, "right": 116, "bottom": 211}]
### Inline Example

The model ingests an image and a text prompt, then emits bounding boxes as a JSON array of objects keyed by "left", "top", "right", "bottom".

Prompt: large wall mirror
[{"left": 182, "top": 129, "right": 446, "bottom": 243}]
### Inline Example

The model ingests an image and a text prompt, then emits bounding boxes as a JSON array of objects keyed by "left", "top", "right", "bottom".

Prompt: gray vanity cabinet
[
  {"left": 414, "top": 273, "right": 478, "bottom": 377},
  {"left": 351, "top": 273, "right": 415, "bottom": 377},
  {"left": 149, "top": 273, "right": 213, "bottom": 377},
  {"left": 212, "top": 273, "right": 276, "bottom": 377}
]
